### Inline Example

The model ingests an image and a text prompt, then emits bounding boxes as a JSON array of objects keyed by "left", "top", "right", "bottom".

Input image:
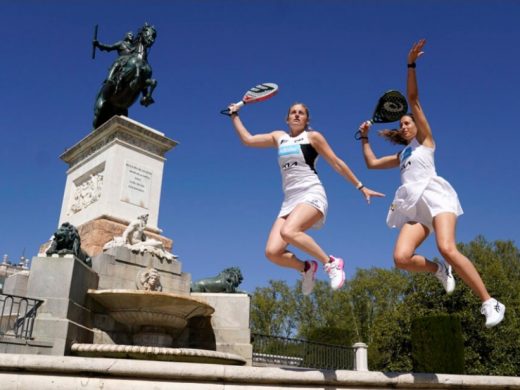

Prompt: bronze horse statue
[{"left": 92, "top": 24, "right": 158, "bottom": 129}]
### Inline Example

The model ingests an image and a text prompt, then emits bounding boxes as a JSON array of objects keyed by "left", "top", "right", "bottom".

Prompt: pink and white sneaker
[
  {"left": 301, "top": 260, "right": 318, "bottom": 295},
  {"left": 324, "top": 255, "right": 345, "bottom": 290}
]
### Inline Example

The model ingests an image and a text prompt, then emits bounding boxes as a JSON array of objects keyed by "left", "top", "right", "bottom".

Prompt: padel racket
[
  {"left": 355, "top": 90, "right": 408, "bottom": 139},
  {"left": 220, "top": 83, "right": 278, "bottom": 116}
]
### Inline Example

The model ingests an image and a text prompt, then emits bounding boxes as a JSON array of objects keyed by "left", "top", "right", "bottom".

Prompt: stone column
[{"left": 352, "top": 342, "right": 368, "bottom": 371}]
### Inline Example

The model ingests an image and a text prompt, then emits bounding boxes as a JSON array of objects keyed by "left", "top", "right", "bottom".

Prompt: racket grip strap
[
  {"left": 220, "top": 108, "right": 232, "bottom": 116},
  {"left": 220, "top": 100, "right": 245, "bottom": 116},
  {"left": 220, "top": 110, "right": 239, "bottom": 117},
  {"left": 354, "top": 130, "right": 369, "bottom": 140}
]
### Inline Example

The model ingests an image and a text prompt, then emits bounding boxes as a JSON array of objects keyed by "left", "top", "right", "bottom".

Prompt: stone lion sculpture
[
  {"left": 45, "top": 222, "right": 92, "bottom": 267},
  {"left": 191, "top": 267, "right": 244, "bottom": 293}
]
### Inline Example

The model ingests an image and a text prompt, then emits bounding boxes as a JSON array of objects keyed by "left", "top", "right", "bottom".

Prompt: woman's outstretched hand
[
  {"left": 360, "top": 187, "right": 385, "bottom": 204},
  {"left": 408, "top": 39, "right": 426, "bottom": 64}
]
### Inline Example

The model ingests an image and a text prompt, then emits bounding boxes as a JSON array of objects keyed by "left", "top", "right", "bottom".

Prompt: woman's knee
[
  {"left": 264, "top": 247, "right": 276, "bottom": 261},
  {"left": 393, "top": 250, "right": 413, "bottom": 269},
  {"left": 265, "top": 246, "right": 283, "bottom": 262},
  {"left": 437, "top": 241, "right": 459, "bottom": 261},
  {"left": 279, "top": 226, "right": 297, "bottom": 244}
]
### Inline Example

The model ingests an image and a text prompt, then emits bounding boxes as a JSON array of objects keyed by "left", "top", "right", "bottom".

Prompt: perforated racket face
[
  {"left": 372, "top": 90, "right": 408, "bottom": 123},
  {"left": 243, "top": 83, "right": 279, "bottom": 103}
]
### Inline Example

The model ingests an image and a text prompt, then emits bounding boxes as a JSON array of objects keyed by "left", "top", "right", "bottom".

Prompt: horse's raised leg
[
  {"left": 147, "top": 78, "right": 157, "bottom": 96},
  {"left": 140, "top": 78, "right": 157, "bottom": 107}
]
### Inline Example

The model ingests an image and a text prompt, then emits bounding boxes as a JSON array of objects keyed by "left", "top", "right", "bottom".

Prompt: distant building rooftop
[{"left": 0, "top": 254, "right": 30, "bottom": 292}]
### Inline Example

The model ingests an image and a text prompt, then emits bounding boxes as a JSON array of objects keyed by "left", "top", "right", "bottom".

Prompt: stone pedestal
[
  {"left": 57, "top": 115, "right": 177, "bottom": 256},
  {"left": 190, "top": 293, "right": 253, "bottom": 365},
  {"left": 27, "top": 256, "right": 99, "bottom": 356},
  {"left": 91, "top": 247, "right": 189, "bottom": 294}
]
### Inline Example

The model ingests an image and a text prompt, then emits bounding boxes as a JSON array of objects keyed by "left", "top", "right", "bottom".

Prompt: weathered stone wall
[{"left": 1, "top": 354, "right": 520, "bottom": 390}]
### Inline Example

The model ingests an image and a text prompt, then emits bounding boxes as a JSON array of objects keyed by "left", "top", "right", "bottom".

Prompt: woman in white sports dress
[
  {"left": 228, "top": 102, "right": 383, "bottom": 295},
  {"left": 357, "top": 39, "right": 505, "bottom": 328}
]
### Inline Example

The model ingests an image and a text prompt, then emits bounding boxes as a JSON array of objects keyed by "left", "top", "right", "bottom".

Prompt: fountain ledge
[{"left": 72, "top": 344, "right": 246, "bottom": 365}]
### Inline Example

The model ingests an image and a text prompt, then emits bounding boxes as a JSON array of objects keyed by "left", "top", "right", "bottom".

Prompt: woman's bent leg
[
  {"left": 393, "top": 222, "right": 436, "bottom": 272},
  {"left": 265, "top": 218, "right": 305, "bottom": 271},
  {"left": 433, "top": 212, "right": 491, "bottom": 301},
  {"left": 433, "top": 212, "right": 505, "bottom": 327},
  {"left": 279, "top": 203, "right": 329, "bottom": 264},
  {"left": 265, "top": 216, "right": 319, "bottom": 295},
  {"left": 280, "top": 203, "right": 344, "bottom": 290}
]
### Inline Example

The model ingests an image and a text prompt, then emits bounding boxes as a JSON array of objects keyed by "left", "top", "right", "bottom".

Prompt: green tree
[
  {"left": 295, "top": 280, "right": 358, "bottom": 346},
  {"left": 368, "top": 237, "right": 520, "bottom": 375},
  {"left": 249, "top": 237, "right": 520, "bottom": 375},
  {"left": 250, "top": 280, "right": 297, "bottom": 337},
  {"left": 411, "top": 315, "right": 465, "bottom": 374},
  {"left": 348, "top": 268, "right": 409, "bottom": 344}
]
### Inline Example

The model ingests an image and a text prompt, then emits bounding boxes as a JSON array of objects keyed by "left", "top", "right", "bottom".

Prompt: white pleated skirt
[
  {"left": 387, "top": 176, "right": 463, "bottom": 233},
  {"left": 278, "top": 183, "right": 328, "bottom": 229}
]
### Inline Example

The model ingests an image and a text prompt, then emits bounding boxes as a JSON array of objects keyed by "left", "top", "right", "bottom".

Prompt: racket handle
[
  {"left": 354, "top": 120, "right": 373, "bottom": 140},
  {"left": 220, "top": 100, "right": 245, "bottom": 116}
]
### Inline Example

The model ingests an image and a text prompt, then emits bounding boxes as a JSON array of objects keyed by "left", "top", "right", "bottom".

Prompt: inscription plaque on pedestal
[{"left": 121, "top": 161, "right": 152, "bottom": 209}]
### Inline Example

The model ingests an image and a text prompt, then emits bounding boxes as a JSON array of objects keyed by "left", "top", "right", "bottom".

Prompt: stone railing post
[{"left": 352, "top": 342, "right": 368, "bottom": 371}]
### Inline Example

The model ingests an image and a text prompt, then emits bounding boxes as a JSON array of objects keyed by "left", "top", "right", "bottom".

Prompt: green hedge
[{"left": 411, "top": 315, "right": 464, "bottom": 374}]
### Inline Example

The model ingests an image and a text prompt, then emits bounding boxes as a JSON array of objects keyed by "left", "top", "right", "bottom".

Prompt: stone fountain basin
[{"left": 88, "top": 289, "right": 214, "bottom": 329}]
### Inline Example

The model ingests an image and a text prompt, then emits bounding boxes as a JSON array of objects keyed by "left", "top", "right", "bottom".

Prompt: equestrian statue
[{"left": 92, "top": 23, "right": 158, "bottom": 129}]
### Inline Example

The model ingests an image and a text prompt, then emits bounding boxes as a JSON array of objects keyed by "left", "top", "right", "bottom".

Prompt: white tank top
[
  {"left": 394, "top": 138, "right": 437, "bottom": 209},
  {"left": 277, "top": 131, "right": 322, "bottom": 194},
  {"left": 387, "top": 138, "right": 463, "bottom": 226},
  {"left": 399, "top": 138, "right": 437, "bottom": 185}
]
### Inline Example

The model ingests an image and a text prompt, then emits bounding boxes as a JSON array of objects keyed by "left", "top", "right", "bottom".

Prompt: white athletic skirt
[
  {"left": 278, "top": 183, "right": 328, "bottom": 229},
  {"left": 386, "top": 176, "right": 463, "bottom": 233}
]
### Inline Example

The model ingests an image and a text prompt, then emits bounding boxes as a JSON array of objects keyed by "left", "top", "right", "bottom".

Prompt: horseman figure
[{"left": 92, "top": 23, "right": 158, "bottom": 129}]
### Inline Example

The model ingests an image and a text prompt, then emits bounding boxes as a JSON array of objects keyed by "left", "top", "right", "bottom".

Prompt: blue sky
[{"left": 1, "top": 1, "right": 519, "bottom": 293}]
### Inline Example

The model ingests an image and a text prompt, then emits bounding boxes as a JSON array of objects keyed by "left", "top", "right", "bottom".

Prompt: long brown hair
[{"left": 378, "top": 113, "right": 414, "bottom": 146}]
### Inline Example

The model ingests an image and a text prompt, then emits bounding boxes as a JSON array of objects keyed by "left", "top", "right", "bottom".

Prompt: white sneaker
[
  {"left": 301, "top": 260, "right": 318, "bottom": 295},
  {"left": 323, "top": 256, "right": 345, "bottom": 290},
  {"left": 434, "top": 261, "right": 456, "bottom": 294},
  {"left": 481, "top": 298, "right": 506, "bottom": 328}
]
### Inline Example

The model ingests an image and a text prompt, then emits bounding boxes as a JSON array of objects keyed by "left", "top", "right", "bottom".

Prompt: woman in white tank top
[
  {"left": 227, "top": 101, "right": 383, "bottom": 295},
  {"left": 357, "top": 39, "right": 505, "bottom": 328}
]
